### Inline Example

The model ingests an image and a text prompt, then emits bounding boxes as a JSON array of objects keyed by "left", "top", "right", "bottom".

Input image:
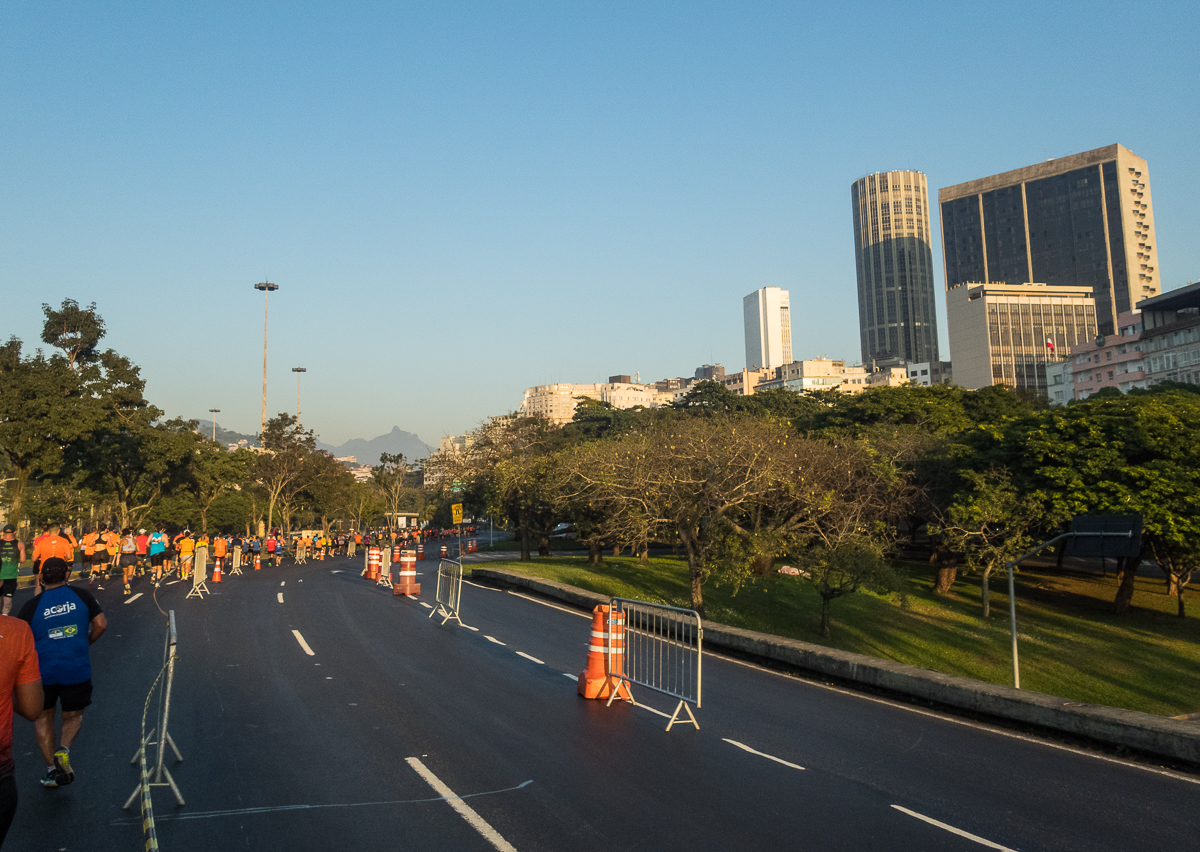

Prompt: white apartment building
[
  {"left": 743, "top": 287, "right": 793, "bottom": 370},
  {"left": 519, "top": 378, "right": 672, "bottom": 425}
]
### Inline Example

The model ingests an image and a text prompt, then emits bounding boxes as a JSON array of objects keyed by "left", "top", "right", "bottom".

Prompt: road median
[{"left": 472, "top": 566, "right": 1200, "bottom": 767}]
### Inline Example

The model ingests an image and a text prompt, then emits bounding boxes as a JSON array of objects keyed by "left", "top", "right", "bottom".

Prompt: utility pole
[
  {"left": 254, "top": 280, "right": 279, "bottom": 439},
  {"left": 209, "top": 409, "right": 220, "bottom": 442}
]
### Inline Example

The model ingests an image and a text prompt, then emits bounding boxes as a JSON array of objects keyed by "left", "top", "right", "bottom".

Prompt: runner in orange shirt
[
  {"left": 80, "top": 529, "right": 99, "bottom": 580},
  {"left": 31, "top": 524, "right": 74, "bottom": 595}
]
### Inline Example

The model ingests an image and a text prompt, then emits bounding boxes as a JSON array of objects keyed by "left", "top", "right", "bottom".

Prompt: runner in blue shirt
[
  {"left": 17, "top": 558, "right": 106, "bottom": 788},
  {"left": 148, "top": 526, "right": 169, "bottom": 585}
]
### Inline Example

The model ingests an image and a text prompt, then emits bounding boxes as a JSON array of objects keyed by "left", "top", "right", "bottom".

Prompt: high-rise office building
[
  {"left": 743, "top": 287, "right": 792, "bottom": 370},
  {"left": 939, "top": 144, "right": 1159, "bottom": 336},
  {"left": 851, "top": 170, "right": 941, "bottom": 365}
]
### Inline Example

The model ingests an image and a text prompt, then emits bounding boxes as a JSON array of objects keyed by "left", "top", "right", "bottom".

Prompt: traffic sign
[{"left": 451, "top": 503, "right": 463, "bottom": 525}]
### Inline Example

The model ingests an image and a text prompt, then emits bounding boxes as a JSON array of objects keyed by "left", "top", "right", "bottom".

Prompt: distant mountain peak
[{"left": 315, "top": 427, "right": 433, "bottom": 467}]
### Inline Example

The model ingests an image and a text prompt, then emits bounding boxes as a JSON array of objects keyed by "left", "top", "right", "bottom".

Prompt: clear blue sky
[{"left": 3, "top": 1, "right": 1197, "bottom": 449}]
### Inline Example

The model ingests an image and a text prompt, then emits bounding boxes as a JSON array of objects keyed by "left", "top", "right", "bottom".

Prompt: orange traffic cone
[
  {"left": 578, "top": 605, "right": 632, "bottom": 701},
  {"left": 211, "top": 557, "right": 222, "bottom": 583},
  {"left": 417, "top": 543, "right": 425, "bottom": 560},
  {"left": 254, "top": 553, "right": 261, "bottom": 571}
]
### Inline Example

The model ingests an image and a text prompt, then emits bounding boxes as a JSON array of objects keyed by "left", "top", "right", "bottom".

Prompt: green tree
[
  {"left": 0, "top": 339, "right": 80, "bottom": 524},
  {"left": 934, "top": 469, "right": 1038, "bottom": 617},
  {"left": 67, "top": 414, "right": 199, "bottom": 531},
  {"left": 373, "top": 452, "right": 411, "bottom": 529},
  {"left": 799, "top": 535, "right": 901, "bottom": 638},
  {"left": 190, "top": 444, "right": 253, "bottom": 534},
  {"left": 1006, "top": 390, "right": 1200, "bottom": 615},
  {"left": 255, "top": 413, "right": 319, "bottom": 534},
  {"left": 40, "top": 299, "right": 106, "bottom": 373}
]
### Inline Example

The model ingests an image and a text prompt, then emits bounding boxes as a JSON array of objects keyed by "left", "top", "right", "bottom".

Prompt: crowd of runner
[{"left": 2, "top": 522, "right": 481, "bottom": 600}]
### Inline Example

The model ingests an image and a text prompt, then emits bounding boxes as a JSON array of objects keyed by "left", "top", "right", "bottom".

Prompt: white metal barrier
[
  {"left": 606, "top": 598, "right": 702, "bottom": 731},
  {"left": 124, "top": 610, "right": 185, "bottom": 815},
  {"left": 429, "top": 558, "right": 464, "bottom": 626}
]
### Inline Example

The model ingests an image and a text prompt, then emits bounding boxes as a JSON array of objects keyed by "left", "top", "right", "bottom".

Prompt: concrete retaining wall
[{"left": 472, "top": 567, "right": 1200, "bottom": 766}]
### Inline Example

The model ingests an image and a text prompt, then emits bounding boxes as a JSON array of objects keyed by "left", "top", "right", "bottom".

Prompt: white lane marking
[
  {"left": 460, "top": 624, "right": 479, "bottom": 632},
  {"left": 563, "top": 673, "right": 578, "bottom": 681},
  {"left": 331, "top": 570, "right": 343, "bottom": 574},
  {"left": 280, "top": 581, "right": 285, "bottom": 586},
  {"left": 405, "top": 758, "right": 521, "bottom": 852},
  {"left": 516, "top": 652, "right": 544, "bottom": 665},
  {"left": 714, "top": 653, "right": 1200, "bottom": 787},
  {"left": 420, "top": 602, "right": 433, "bottom": 609},
  {"left": 891, "top": 805, "right": 1016, "bottom": 851},
  {"left": 504, "top": 590, "right": 589, "bottom": 618},
  {"left": 485, "top": 636, "right": 507, "bottom": 646},
  {"left": 165, "top": 580, "right": 180, "bottom": 586},
  {"left": 463, "top": 580, "right": 502, "bottom": 592},
  {"left": 722, "top": 738, "right": 805, "bottom": 771},
  {"left": 277, "top": 593, "right": 284, "bottom": 604},
  {"left": 292, "top": 630, "right": 315, "bottom": 656},
  {"left": 124, "top": 593, "right": 143, "bottom": 604},
  {"left": 106, "top": 778, "right": 534, "bottom": 824}
]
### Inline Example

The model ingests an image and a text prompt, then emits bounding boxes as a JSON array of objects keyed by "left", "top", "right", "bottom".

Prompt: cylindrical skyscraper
[{"left": 851, "top": 170, "right": 940, "bottom": 365}]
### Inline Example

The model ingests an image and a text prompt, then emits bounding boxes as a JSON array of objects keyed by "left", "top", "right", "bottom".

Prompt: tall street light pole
[
  {"left": 209, "top": 408, "right": 220, "bottom": 442},
  {"left": 254, "top": 281, "right": 279, "bottom": 438},
  {"left": 292, "top": 367, "right": 306, "bottom": 425}
]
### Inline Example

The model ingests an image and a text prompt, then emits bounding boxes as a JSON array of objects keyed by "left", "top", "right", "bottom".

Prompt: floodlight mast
[
  {"left": 208, "top": 408, "right": 220, "bottom": 442},
  {"left": 292, "top": 367, "right": 306, "bottom": 424},
  {"left": 254, "top": 281, "right": 279, "bottom": 438}
]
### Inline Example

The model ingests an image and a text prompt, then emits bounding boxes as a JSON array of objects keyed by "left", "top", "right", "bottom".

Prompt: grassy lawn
[{"left": 473, "top": 552, "right": 1200, "bottom": 718}]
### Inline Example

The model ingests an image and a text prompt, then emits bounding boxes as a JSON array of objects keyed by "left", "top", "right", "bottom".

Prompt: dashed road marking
[
  {"left": 460, "top": 624, "right": 479, "bottom": 631},
  {"left": 292, "top": 630, "right": 315, "bottom": 656},
  {"left": 277, "top": 593, "right": 284, "bottom": 603},
  {"left": 485, "top": 636, "right": 506, "bottom": 646},
  {"left": 891, "top": 805, "right": 1015, "bottom": 851},
  {"left": 722, "top": 738, "right": 805, "bottom": 771},
  {"left": 515, "top": 652, "right": 544, "bottom": 665},
  {"left": 420, "top": 602, "right": 433, "bottom": 609},
  {"left": 124, "top": 593, "right": 143, "bottom": 604},
  {"left": 280, "top": 581, "right": 285, "bottom": 586},
  {"left": 405, "top": 758, "right": 522, "bottom": 852},
  {"left": 562, "top": 673, "right": 578, "bottom": 681}
]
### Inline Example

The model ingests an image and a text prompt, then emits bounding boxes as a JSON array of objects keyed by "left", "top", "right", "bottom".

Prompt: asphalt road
[{"left": 5, "top": 550, "right": 1198, "bottom": 851}]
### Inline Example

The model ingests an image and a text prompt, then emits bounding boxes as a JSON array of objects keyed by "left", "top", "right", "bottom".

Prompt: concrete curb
[{"left": 472, "top": 567, "right": 1200, "bottom": 766}]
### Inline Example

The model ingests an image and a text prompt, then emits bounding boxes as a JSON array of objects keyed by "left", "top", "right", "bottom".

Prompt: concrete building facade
[
  {"left": 743, "top": 287, "right": 792, "bottom": 370},
  {"left": 1055, "top": 311, "right": 1147, "bottom": 402},
  {"left": 939, "top": 144, "right": 1160, "bottom": 336},
  {"left": 1137, "top": 280, "right": 1200, "bottom": 388},
  {"left": 946, "top": 282, "right": 1097, "bottom": 393},
  {"left": 851, "top": 170, "right": 941, "bottom": 364}
]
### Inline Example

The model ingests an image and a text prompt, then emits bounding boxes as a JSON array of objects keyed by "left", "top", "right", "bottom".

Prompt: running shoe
[
  {"left": 124, "top": 585, "right": 131, "bottom": 595},
  {"left": 53, "top": 749, "right": 74, "bottom": 784},
  {"left": 40, "top": 769, "right": 63, "bottom": 788}
]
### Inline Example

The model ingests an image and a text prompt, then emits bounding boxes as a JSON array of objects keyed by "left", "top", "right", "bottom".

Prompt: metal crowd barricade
[
  {"left": 125, "top": 610, "right": 185, "bottom": 816},
  {"left": 606, "top": 598, "right": 703, "bottom": 731},
  {"left": 429, "top": 558, "right": 464, "bottom": 626}
]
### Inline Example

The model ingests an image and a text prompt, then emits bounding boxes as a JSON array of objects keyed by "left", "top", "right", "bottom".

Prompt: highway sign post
[{"left": 452, "top": 503, "right": 463, "bottom": 559}]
